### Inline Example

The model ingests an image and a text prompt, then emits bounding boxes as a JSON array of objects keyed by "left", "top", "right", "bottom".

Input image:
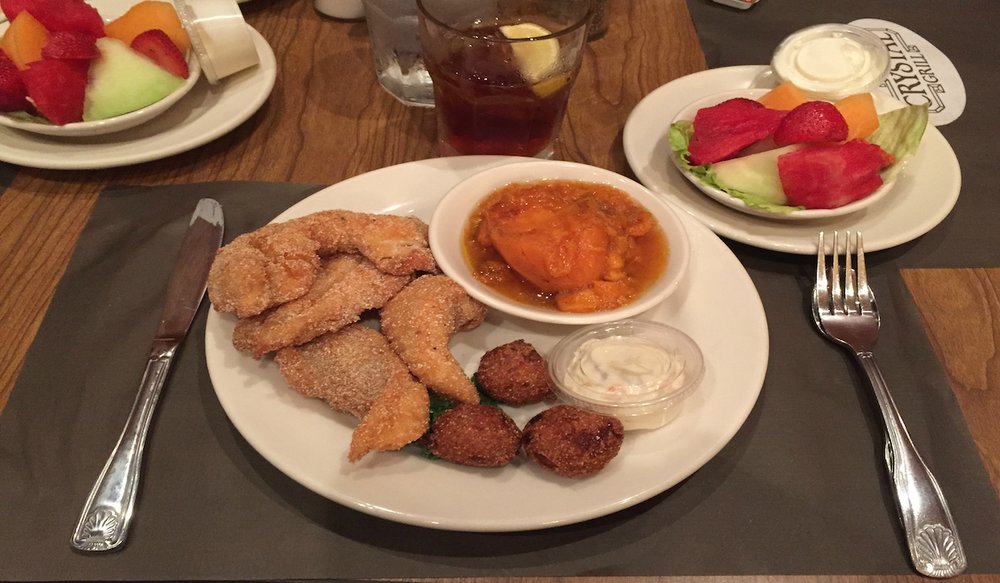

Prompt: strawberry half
[
  {"left": 777, "top": 139, "right": 893, "bottom": 209},
  {"left": 21, "top": 57, "right": 87, "bottom": 124},
  {"left": 773, "top": 101, "right": 849, "bottom": 146},
  {"left": 0, "top": 52, "right": 30, "bottom": 112},
  {"left": 41, "top": 31, "right": 99, "bottom": 60},
  {"left": 687, "top": 97, "right": 787, "bottom": 165},
  {"left": 130, "top": 29, "right": 189, "bottom": 79}
]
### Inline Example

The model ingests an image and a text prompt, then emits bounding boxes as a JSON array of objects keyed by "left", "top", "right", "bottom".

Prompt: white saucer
[
  {"left": 0, "top": 27, "right": 276, "bottom": 170},
  {"left": 624, "top": 66, "right": 961, "bottom": 255}
]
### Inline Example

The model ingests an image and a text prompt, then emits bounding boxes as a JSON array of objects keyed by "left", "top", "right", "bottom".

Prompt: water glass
[
  {"left": 417, "top": 0, "right": 592, "bottom": 158},
  {"left": 363, "top": 0, "right": 434, "bottom": 107}
]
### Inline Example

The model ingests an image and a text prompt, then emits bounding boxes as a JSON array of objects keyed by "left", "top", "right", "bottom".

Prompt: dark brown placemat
[{"left": 1, "top": 180, "right": 998, "bottom": 581}]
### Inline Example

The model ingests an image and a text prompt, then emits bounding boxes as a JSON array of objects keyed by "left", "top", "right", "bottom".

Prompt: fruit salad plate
[
  {"left": 205, "top": 156, "right": 769, "bottom": 532},
  {"left": 0, "top": 0, "right": 276, "bottom": 169},
  {"left": 623, "top": 66, "right": 961, "bottom": 254}
]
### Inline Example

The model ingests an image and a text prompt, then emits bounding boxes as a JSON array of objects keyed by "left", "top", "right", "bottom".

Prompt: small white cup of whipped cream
[{"left": 768, "top": 23, "right": 890, "bottom": 101}]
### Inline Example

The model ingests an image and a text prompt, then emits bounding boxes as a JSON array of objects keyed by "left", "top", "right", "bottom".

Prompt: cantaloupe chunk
[
  {"left": 104, "top": 1, "right": 190, "bottom": 56},
  {"left": 758, "top": 81, "right": 808, "bottom": 111},
  {"left": 835, "top": 93, "right": 879, "bottom": 140},
  {"left": 1, "top": 11, "right": 51, "bottom": 70}
]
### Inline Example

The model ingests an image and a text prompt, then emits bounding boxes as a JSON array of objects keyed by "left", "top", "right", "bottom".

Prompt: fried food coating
[
  {"left": 380, "top": 275, "right": 487, "bottom": 404},
  {"left": 476, "top": 340, "right": 556, "bottom": 406},
  {"left": 521, "top": 405, "right": 624, "bottom": 478},
  {"left": 274, "top": 324, "right": 409, "bottom": 419},
  {"left": 422, "top": 404, "right": 521, "bottom": 467},
  {"left": 349, "top": 371, "right": 430, "bottom": 462},
  {"left": 208, "top": 210, "right": 438, "bottom": 318},
  {"left": 233, "top": 254, "right": 410, "bottom": 358}
]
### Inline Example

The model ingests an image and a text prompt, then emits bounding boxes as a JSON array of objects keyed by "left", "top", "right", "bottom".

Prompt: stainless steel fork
[{"left": 812, "top": 231, "right": 967, "bottom": 578}]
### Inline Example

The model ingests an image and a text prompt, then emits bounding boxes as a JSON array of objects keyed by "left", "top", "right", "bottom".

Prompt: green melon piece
[
  {"left": 83, "top": 37, "right": 184, "bottom": 121},
  {"left": 712, "top": 145, "right": 802, "bottom": 205}
]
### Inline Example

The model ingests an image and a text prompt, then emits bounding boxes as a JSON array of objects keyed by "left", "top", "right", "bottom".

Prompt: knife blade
[{"left": 71, "top": 198, "right": 224, "bottom": 552}]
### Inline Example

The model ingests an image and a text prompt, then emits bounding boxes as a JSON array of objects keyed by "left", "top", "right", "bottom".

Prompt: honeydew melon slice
[
  {"left": 83, "top": 37, "right": 184, "bottom": 121},
  {"left": 712, "top": 145, "right": 802, "bottom": 205}
]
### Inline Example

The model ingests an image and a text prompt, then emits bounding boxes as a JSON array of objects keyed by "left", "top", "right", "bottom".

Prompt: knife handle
[{"left": 71, "top": 341, "right": 177, "bottom": 552}]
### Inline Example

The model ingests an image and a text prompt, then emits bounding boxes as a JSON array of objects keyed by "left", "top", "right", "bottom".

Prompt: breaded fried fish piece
[
  {"left": 274, "top": 324, "right": 409, "bottom": 418},
  {"left": 234, "top": 255, "right": 410, "bottom": 358},
  {"left": 208, "top": 211, "right": 438, "bottom": 318},
  {"left": 348, "top": 370, "right": 430, "bottom": 462},
  {"left": 380, "top": 275, "right": 487, "bottom": 404}
]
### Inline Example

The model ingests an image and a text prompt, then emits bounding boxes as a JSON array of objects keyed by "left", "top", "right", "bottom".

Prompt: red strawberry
[
  {"left": 7, "top": 0, "right": 105, "bottom": 38},
  {"left": 0, "top": 52, "right": 30, "bottom": 112},
  {"left": 688, "top": 97, "right": 787, "bottom": 165},
  {"left": 777, "top": 140, "right": 894, "bottom": 209},
  {"left": 772, "top": 101, "right": 849, "bottom": 146},
  {"left": 0, "top": 0, "right": 29, "bottom": 20},
  {"left": 41, "top": 31, "right": 99, "bottom": 60},
  {"left": 21, "top": 57, "right": 87, "bottom": 124},
  {"left": 130, "top": 29, "right": 189, "bottom": 79}
]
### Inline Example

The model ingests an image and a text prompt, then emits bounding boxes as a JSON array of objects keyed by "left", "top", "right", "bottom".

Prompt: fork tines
[{"left": 816, "top": 231, "right": 872, "bottom": 316}]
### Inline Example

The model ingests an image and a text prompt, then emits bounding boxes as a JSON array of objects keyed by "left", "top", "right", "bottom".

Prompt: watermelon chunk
[
  {"left": 4, "top": 0, "right": 105, "bottom": 38},
  {"left": 687, "top": 97, "right": 787, "bottom": 165},
  {"left": 777, "top": 140, "right": 893, "bottom": 209},
  {"left": 773, "top": 100, "right": 849, "bottom": 146},
  {"left": 41, "top": 30, "right": 99, "bottom": 60},
  {"left": 0, "top": 52, "right": 29, "bottom": 111},
  {"left": 21, "top": 57, "right": 87, "bottom": 124}
]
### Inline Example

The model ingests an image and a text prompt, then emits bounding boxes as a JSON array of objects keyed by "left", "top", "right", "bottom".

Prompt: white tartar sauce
[
  {"left": 771, "top": 24, "right": 889, "bottom": 100},
  {"left": 563, "top": 335, "right": 686, "bottom": 401}
]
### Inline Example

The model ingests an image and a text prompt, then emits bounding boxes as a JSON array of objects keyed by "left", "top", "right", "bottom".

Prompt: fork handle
[{"left": 856, "top": 352, "right": 967, "bottom": 578}]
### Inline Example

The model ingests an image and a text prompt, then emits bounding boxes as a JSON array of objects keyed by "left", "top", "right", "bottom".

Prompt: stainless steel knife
[{"left": 71, "top": 198, "right": 224, "bottom": 552}]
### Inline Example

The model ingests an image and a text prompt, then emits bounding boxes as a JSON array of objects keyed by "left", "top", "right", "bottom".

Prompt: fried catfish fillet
[
  {"left": 380, "top": 275, "right": 487, "bottom": 404},
  {"left": 233, "top": 254, "right": 409, "bottom": 357}
]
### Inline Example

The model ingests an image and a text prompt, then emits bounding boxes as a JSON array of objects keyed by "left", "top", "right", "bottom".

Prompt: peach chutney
[{"left": 463, "top": 179, "right": 668, "bottom": 313}]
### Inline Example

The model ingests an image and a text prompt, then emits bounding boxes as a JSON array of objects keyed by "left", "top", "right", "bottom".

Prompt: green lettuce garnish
[{"left": 868, "top": 104, "right": 930, "bottom": 181}]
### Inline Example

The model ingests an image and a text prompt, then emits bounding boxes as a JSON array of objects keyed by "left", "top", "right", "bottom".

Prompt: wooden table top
[{"left": 0, "top": 0, "right": 997, "bottom": 579}]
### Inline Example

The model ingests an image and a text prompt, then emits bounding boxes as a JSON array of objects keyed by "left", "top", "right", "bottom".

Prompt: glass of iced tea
[{"left": 416, "top": 0, "right": 592, "bottom": 158}]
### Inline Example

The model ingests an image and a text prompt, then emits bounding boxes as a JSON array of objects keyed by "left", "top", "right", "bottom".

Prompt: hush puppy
[
  {"left": 423, "top": 404, "right": 522, "bottom": 467},
  {"left": 522, "top": 405, "right": 624, "bottom": 478},
  {"left": 476, "top": 340, "right": 556, "bottom": 406}
]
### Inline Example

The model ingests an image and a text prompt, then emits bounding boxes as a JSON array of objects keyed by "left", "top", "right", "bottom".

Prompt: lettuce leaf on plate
[{"left": 868, "top": 104, "right": 930, "bottom": 181}]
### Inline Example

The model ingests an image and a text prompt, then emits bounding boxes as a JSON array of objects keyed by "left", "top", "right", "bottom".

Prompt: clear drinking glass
[
  {"left": 417, "top": 0, "right": 592, "bottom": 158},
  {"left": 363, "top": 0, "right": 435, "bottom": 107}
]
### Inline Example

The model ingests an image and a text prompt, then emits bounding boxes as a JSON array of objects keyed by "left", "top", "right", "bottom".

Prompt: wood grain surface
[{"left": 0, "top": 0, "right": 998, "bottom": 579}]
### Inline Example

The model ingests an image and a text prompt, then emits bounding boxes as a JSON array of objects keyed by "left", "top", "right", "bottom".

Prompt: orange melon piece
[
  {"left": 104, "top": 1, "right": 190, "bottom": 56},
  {"left": 757, "top": 81, "right": 808, "bottom": 111},
  {"left": 1, "top": 11, "right": 51, "bottom": 71},
  {"left": 835, "top": 93, "right": 879, "bottom": 140}
]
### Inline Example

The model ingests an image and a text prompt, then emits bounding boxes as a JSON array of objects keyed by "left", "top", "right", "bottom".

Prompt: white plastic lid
[{"left": 173, "top": 0, "right": 259, "bottom": 84}]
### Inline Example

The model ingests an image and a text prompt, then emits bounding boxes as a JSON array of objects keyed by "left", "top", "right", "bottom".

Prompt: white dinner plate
[
  {"left": 204, "top": 156, "right": 769, "bottom": 532},
  {"left": 0, "top": 0, "right": 276, "bottom": 170},
  {"left": 624, "top": 66, "right": 962, "bottom": 254}
]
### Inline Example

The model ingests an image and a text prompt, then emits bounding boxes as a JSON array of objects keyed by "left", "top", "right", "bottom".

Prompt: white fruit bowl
[
  {"left": 670, "top": 88, "right": 903, "bottom": 222},
  {"left": 0, "top": 52, "right": 200, "bottom": 138}
]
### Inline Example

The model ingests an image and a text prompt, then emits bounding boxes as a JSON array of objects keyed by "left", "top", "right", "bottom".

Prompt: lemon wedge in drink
[{"left": 500, "top": 22, "right": 561, "bottom": 83}]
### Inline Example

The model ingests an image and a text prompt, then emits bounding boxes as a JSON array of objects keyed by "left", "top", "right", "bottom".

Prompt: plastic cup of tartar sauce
[
  {"left": 547, "top": 320, "right": 705, "bottom": 431},
  {"left": 770, "top": 23, "right": 890, "bottom": 101}
]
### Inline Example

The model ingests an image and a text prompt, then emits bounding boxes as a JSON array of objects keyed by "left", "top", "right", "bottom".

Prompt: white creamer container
[{"left": 174, "top": 0, "right": 259, "bottom": 84}]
